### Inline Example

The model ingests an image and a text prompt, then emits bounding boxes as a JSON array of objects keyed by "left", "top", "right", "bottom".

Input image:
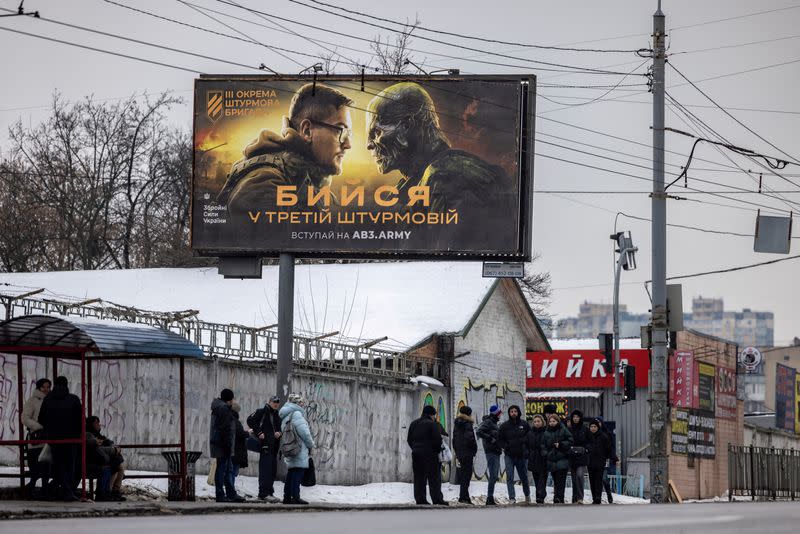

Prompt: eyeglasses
[{"left": 309, "top": 119, "right": 352, "bottom": 144}]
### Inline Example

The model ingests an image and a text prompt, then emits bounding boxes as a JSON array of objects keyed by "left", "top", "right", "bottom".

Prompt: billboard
[
  {"left": 795, "top": 372, "right": 800, "bottom": 434},
  {"left": 526, "top": 349, "right": 650, "bottom": 389},
  {"left": 775, "top": 363, "right": 796, "bottom": 432},
  {"left": 715, "top": 365, "right": 737, "bottom": 420},
  {"left": 191, "top": 75, "right": 535, "bottom": 259},
  {"left": 696, "top": 362, "right": 715, "bottom": 412}
]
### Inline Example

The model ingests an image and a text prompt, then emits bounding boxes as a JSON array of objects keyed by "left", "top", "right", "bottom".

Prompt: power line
[
  {"left": 220, "top": 0, "right": 645, "bottom": 75},
  {"left": 669, "top": 4, "right": 800, "bottom": 32},
  {"left": 536, "top": 190, "right": 800, "bottom": 195},
  {"left": 536, "top": 94, "right": 800, "bottom": 116},
  {"left": 672, "top": 32, "right": 800, "bottom": 56},
  {"left": 669, "top": 61, "right": 800, "bottom": 166},
  {"left": 649, "top": 255, "right": 800, "bottom": 284},
  {"left": 295, "top": 0, "right": 643, "bottom": 54}
]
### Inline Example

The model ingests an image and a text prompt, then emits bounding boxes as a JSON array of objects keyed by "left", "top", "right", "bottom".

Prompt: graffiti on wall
[
  {"left": 421, "top": 390, "right": 448, "bottom": 433},
  {"left": 303, "top": 381, "right": 347, "bottom": 468},
  {"left": 460, "top": 379, "right": 524, "bottom": 479}
]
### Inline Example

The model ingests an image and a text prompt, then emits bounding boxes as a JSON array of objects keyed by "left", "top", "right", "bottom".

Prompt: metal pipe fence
[
  {"left": 728, "top": 444, "right": 800, "bottom": 500},
  {"left": 5, "top": 296, "right": 446, "bottom": 382}
]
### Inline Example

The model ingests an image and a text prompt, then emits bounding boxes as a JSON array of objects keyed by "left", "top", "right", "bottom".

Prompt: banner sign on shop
[
  {"left": 670, "top": 408, "right": 689, "bottom": 455},
  {"left": 191, "top": 75, "right": 535, "bottom": 260},
  {"left": 526, "top": 349, "right": 650, "bottom": 389},
  {"left": 670, "top": 350, "right": 694, "bottom": 408},
  {"left": 795, "top": 373, "right": 800, "bottom": 434},
  {"left": 525, "top": 398, "right": 568, "bottom": 419},
  {"left": 715, "top": 366, "right": 737, "bottom": 420},
  {"left": 696, "top": 362, "right": 715, "bottom": 412},
  {"left": 775, "top": 363, "right": 796, "bottom": 432},
  {"left": 687, "top": 409, "right": 716, "bottom": 459}
]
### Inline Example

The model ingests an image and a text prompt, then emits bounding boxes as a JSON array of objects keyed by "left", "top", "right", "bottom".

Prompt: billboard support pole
[
  {"left": 649, "top": 0, "right": 669, "bottom": 504},
  {"left": 277, "top": 253, "right": 295, "bottom": 402}
]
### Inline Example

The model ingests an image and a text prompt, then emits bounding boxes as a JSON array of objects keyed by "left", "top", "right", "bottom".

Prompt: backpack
[
  {"left": 246, "top": 408, "right": 267, "bottom": 432},
  {"left": 279, "top": 417, "right": 302, "bottom": 458}
]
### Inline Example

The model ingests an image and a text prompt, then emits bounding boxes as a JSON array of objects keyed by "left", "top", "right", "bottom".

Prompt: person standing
[
  {"left": 279, "top": 393, "right": 315, "bottom": 505},
  {"left": 541, "top": 414, "right": 573, "bottom": 504},
  {"left": 586, "top": 419, "right": 612, "bottom": 505},
  {"left": 526, "top": 414, "right": 548, "bottom": 504},
  {"left": 229, "top": 402, "right": 249, "bottom": 495},
  {"left": 22, "top": 377, "right": 51, "bottom": 496},
  {"left": 247, "top": 395, "right": 282, "bottom": 502},
  {"left": 498, "top": 405, "right": 531, "bottom": 504},
  {"left": 38, "top": 376, "right": 82, "bottom": 502},
  {"left": 596, "top": 416, "right": 619, "bottom": 503},
  {"left": 210, "top": 388, "right": 244, "bottom": 503},
  {"left": 452, "top": 405, "right": 478, "bottom": 504},
  {"left": 568, "top": 409, "right": 590, "bottom": 504},
  {"left": 475, "top": 405, "right": 502, "bottom": 506},
  {"left": 407, "top": 405, "right": 446, "bottom": 506}
]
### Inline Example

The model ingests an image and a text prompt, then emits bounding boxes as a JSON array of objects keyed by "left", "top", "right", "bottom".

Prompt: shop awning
[{"left": 526, "top": 390, "right": 602, "bottom": 399}]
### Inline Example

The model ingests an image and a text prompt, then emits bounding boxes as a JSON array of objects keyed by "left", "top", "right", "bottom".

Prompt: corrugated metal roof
[{"left": 0, "top": 315, "right": 203, "bottom": 359}]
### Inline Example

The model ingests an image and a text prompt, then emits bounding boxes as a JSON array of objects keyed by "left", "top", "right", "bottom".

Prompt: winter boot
[
  {"left": 524, "top": 495, "right": 531, "bottom": 504},
  {"left": 485, "top": 496, "right": 497, "bottom": 506}
]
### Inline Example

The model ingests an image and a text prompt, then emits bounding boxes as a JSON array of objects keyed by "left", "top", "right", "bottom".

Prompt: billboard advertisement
[
  {"left": 715, "top": 365, "right": 737, "bottom": 420},
  {"left": 526, "top": 349, "right": 650, "bottom": 389},
  {"left": 775, "top": 363, "right": 796, "bottom": 432},
  {"left": 192, "top": 75, "right": 535, "bottom": 259},
  {"left": 696, "top": 362, "right": 716, "bottom": 412}
]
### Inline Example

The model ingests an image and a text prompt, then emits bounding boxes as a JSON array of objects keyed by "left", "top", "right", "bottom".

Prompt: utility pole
[
  {"left": 276, "top": 253, "right": 295, "bottom": 402},
  {"left": 649, "top": 0, "right": 669, "bottom": 504}
]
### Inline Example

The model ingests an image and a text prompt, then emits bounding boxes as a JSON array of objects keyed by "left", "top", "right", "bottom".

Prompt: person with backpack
[
  {"left": 498, "top": 405, "right": 531, "bottom": 504},
  {"left": 407, "top": 404, "right": 446, "bottom": 506},
  {"left": 526, "top": 414, "right": 548, "bottom": 504},
  {"left": 452, "top": 405, "right": 478, "bottom": 504},
  {"left": 475, "top": 405, "right": 502, "bottom": 506},
  {"left": 586, "top": 419, "right": 612, "bottom": 505},
  {"left": 568, "top": 409, "right": 590, "bottom": 503},
  {"left": 247, "top": 395, "right": 282, "bottom": 502},
  {"left": 541, "top": 413, "right": 573, "bottom": 504},
  {"left": 279, "top": 393, "right": 315, "bottom": 505}
]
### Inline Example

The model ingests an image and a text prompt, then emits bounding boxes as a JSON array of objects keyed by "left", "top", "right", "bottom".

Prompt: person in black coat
[
  {"left": 247, "top": 395, "right": 282, "bottom": 502},
  {"left": 407, "top": 405, "right": 446, "bottom": 505},
  {"left": 586, "top": 419, "right": 612, "bottom": 504},
  {"left": 541, "top": 414, "right": 573, "bottom": 504},
  {"left": 596, "top": 416, "right": 619, "bottom": 503},
  {"left": 498, "top": 405, "right": 531, "bottom": 503},
  {"left": 38, "top": 376, "right": 82, "bottom": 501},
  {"left": 230, "top": 402, "right": 249, "bottom": 492},
  {"left": 452, "top": 405, "right": 478, "bottom": 504},
  {"left": 568, "top": 409, "right": 590, "bottom": 503},
  {"left": 526, "top": 414, "right": 548, "bottom": 504}
]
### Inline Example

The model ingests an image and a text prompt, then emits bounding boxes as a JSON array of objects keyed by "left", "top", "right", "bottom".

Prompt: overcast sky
[{"left": 1, "top": 0, "right": 798, "bottom": 345}]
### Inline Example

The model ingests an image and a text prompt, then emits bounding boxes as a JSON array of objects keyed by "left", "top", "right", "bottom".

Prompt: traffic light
[
  {"left": 598, "top": 333, "right": 613, "bottom": 373},
  {"left": 623, "top": 365, "right": 636, "bottom": 402},
  {"left": 610, "top": 231, "right": 638, "bottom": 271}
]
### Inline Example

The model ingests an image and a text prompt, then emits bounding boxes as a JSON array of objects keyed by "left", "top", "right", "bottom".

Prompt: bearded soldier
[
  {"left": 218, "top": 83, "right": 353, "bottom": 216},
  {"left": 365, "top": 82, "right": 514, "bottom": 250}
]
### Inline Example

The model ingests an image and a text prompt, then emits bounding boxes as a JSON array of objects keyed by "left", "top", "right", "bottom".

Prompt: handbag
[
  {"left": 439, "top": 441, "right": 453, "bottom": 463},
  {"left": 207, "top": 458, "right": 216, "bottom": 486},
  {"left": 301, "top": 457, "right": 316, "bottom": 487},
  {"left": 569, "top": 446, "right": 587, "bottom": 457},
  {"left": 245, "top": 435, "right": 262, "bottom": 453},
  {"left": 37, "top": 444, "right": 53, "bottom": 464}
]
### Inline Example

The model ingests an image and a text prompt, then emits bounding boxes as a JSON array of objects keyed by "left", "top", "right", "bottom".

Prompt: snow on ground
[{"left": 0, "top": 467, "right": 646, "bottom": 505}]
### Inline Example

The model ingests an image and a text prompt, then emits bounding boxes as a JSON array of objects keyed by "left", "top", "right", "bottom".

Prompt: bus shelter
[{"left": 0, "top": 314, "right": 204, "bottom": 500}]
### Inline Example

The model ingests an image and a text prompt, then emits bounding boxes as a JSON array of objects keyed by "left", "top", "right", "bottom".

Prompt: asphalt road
[{"left": 5, "top": 501, "right": 800, "bottom": 533}]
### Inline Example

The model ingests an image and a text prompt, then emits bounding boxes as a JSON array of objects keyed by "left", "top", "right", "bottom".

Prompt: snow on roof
[
  {"left": 545, "top": 338, "right": 644, "bottom": 351},
  {"left": 410, "top": 375, "right": 445, "bottom": 388},
  {"left": 0, "top": 263, "right": 496, "bottom": 350}
]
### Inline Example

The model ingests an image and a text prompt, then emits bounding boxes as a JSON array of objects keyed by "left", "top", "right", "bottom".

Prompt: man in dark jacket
[
  {"left": 230, "top": 402, "right": 249, "bottom": 493},
  {"left": 407, "top": 405, "right": 445, "bottom": 505},
  {"left": 248, "top": 395, "right": 282, "bottom": 502},
  {"left": 498, "top": 405, "right": 531, "bottom": 503},
  {"left": 596, "top": 416, "right": 619, "bottom": 503},
  {"left": 38, "top": 376, "right": 82, "bottom": 501},
  {"left": 209, "top": 388, "right": 244, "bottom": 503},
  {"left": 586, "top": 419, "right": 612, "bottom": 504},
  {"left": 475, "top": 405, "right": 502, "bottom": 505},
  {"left": 568, "top": 409, "right": 590, "bottom": 503},
  {"left": 452, "top": 405, "right": 478, "bottom": 504},
  {"left": 526, "top": 414, "right": 548, "bottom": 504},
  {"left": 541, "top": 414, "right": 573, "bottom": 504}
]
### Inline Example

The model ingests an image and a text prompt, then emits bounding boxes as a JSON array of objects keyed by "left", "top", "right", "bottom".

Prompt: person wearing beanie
[
  {"left": 210, "top": 388, "right": 244, "bottom": 503},
  {"left": 407, "top": 404, "right": 446, "bottom": 505},
  {"left": 247, "top": 394, "right": 282, "bottom": 502},
  {"left": 586, "top": 418, "right": 612, "bottom": 505},
  {"left": 498, "top": 405, "right": 531, "bottom": 504},
  {"left": 476, "top": 405, "right": 503, "bottom": 505},
  {"left": 594, "top": 416, "right": 618, "bottom": 503},
  {"left": 568, "top": 409, "right": 590, "bottom": 503},
  {"left": 542, "top": 413, "right": 573, "bottom": 503},
  {"left": 452, "top": 405, "right": 478, "bottom": 504},
  {"left": 279, "top": 392, "right": 315, "bottom": 505}
]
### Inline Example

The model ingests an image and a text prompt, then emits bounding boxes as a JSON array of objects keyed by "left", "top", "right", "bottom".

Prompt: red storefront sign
[
  {"left": 670, "top": 350, "right": 694, "bottom": 408},
  {"left": 715, "top": 366, "right": 737, "bottom": 420},
  {"left": 526, "top": 349, "right": 650, "bottom": 389}
]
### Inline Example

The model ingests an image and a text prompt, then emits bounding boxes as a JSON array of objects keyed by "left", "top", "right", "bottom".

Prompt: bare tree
[
  {"left": 518, "top": 254, "right": 553, "bottom": 322},
  {"left": 370, "top": 17, "right": 421, "bottom": 75}
]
